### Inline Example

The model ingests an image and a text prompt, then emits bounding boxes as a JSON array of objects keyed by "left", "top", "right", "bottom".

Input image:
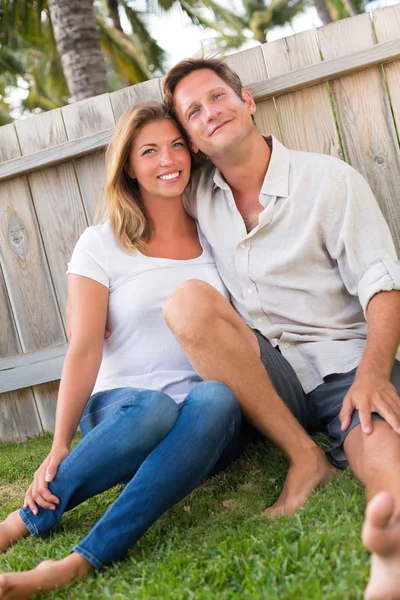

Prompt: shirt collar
[{"left": 212, "top": 135, "right": 290, "bottom": 198}]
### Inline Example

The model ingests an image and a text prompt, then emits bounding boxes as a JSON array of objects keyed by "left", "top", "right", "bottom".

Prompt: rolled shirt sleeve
[{"left": 324, "top": 166, "right": 400, "bottom": 315}]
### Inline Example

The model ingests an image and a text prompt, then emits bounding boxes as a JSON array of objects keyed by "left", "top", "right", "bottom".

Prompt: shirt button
[
  {"left": 247, "top": 288, "right": 253, "bottom": 295},
  {"left": 257, "top": 318, "right": 264, "bottom": 324},
  {"left": 284, "top": 343, "right": 290, "bottom": 349},
  {"left": 239, "top": 243, "right": 246, "bottom": 249}
]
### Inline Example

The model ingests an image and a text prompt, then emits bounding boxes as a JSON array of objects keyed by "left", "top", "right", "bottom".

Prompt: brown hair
[
  {"left": 95, "top": 101, "right": 188, "bottom": 254},
  {"left": 163, "top": 57, "right": 244, "bottom": 116}
]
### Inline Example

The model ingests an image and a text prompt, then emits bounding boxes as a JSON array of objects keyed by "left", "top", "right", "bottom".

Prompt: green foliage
[{"left": 0, "top": 434, "right": 368, "bottom": 599}]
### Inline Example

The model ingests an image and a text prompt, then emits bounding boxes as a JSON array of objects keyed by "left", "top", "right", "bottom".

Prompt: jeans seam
[
  {"left": 72, "top": 545, "right": 103, "bottom": 570},
  {"left": 19, "top": 509, "right": 39, "bottom": 537}
]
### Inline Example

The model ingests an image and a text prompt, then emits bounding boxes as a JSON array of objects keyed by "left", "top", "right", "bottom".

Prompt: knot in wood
[
  {"left": 375, "top": 156, "right": 384, "bottom": 165},
  {"left": 8, "top": 216, "right": 27, "bottom": 251}
]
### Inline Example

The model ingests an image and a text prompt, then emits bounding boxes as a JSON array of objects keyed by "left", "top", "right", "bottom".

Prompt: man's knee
[{"left": 163, "top": 280, "right": 219, "bottom": 337}]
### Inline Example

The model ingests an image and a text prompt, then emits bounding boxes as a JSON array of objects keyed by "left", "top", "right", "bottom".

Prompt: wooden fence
[{"left": 0, "top": 7, "right": 400, "bottom": 442}]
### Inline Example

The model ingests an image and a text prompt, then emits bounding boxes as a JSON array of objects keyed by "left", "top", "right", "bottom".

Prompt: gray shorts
[{"left": 253, "top": 330, "right": 400, "bottom": 468}]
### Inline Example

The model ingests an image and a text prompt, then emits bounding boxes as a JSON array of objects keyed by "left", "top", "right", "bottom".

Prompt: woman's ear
[{"left": 124, "top": 164, "right": 136, "bottom": 179}]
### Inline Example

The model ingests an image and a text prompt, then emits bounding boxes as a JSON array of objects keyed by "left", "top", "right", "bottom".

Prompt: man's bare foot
[
  {"left": 264, "top": 448, "right": 338, "bottom": 516},
  {"left": 363, "top": 491, "right": 400, "bottom": 599},
  {"left": 0, "top": 553, "right": 92, "bottom": 599},
  {"left": 0, "top": 512, "right": 29, "bottom": 553}
]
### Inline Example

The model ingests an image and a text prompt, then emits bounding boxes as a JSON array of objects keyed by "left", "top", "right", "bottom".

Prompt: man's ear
[{"left": 241, "top": 88, "right": 256, "bottom": 116}]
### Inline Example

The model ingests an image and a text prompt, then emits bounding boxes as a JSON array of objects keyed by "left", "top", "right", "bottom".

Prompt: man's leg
[
  {"left": 309, "top": 364, "right": 400, "bottom": 600},
  {"left": 163, "top": 280, "right": 335, "bottom": 515},
  {"left": 345, "top": 421, "right": 400, "bottom": 600}
]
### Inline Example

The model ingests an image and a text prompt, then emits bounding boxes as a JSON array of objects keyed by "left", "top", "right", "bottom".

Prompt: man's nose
[{"left": 204, "top": 103, "right": 221, "bottom": 120}]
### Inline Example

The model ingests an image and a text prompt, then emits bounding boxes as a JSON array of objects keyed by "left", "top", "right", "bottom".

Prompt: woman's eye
[
  {"left": 142, "top": 148, "right": 155, "bottom": 155},
  {"left": 173, "top": 142, "right": 185, "bottom": 148}
]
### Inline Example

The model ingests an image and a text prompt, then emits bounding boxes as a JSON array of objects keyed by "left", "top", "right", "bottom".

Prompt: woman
[{"left": 0, "top": 102, "right": 244, "bottom": 600}]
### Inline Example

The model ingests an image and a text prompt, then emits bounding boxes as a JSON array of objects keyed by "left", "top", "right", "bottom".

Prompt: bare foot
[
  {"left": 0, "top": 512, "right": 29, "bottom": 553},
  {"left": 0, "top": 553, "right": 92, "bottom": 599},
  {"left": 363, "top": 491, "right": 400, "bottom": 599},
  {"left": 264, "top": 448, "right": 338, "bottom": 516}
]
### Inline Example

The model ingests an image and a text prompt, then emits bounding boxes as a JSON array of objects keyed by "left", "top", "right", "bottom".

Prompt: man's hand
[
  {"left": 23, "top": 445, "right": 70, "bottom": 515},
  {"left": 339, "top": 374, "right": 400, "bottom": 435}
]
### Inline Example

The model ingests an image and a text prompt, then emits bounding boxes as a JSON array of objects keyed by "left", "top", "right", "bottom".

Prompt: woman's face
[{"left": 128, "top": 119, "right": 191, "bottom": 202}]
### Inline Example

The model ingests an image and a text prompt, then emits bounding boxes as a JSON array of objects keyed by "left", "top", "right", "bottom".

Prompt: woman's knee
[
  {"left": 125, "top": 390, "right": 179, "bottom": 439},
  {"left": 188, "top": 381, "right": 240, "bottom": 421}
]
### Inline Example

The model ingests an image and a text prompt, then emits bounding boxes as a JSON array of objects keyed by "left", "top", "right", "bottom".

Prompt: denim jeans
[{"left": 19, "top": 381, "right": 243, "bottom": 569}]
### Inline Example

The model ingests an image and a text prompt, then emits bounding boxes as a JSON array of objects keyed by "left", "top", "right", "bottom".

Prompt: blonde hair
[{"left": 96, "top": 101, "right": 187, "bottom": 253}]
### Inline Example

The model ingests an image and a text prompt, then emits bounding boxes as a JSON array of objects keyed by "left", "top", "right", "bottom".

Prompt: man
[{"left": 162, "top": 57, "right": 400, "bottom": 599}]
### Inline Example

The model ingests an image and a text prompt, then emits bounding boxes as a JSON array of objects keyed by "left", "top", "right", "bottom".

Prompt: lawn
[{"left": 0, "top": 434, "right": 368, "bottom": 599}]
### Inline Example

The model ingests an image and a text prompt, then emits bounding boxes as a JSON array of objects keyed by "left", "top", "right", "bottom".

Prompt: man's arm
[{"left": 340, "top": 290, "right": 400, "bottom": 434}]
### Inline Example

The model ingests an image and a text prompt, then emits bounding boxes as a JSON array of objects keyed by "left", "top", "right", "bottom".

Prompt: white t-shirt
[{"left": 67, "top": 220, "right": 229, "bottom": 403}]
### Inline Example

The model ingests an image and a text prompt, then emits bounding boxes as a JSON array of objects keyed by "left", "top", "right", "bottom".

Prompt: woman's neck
[{"left": 140, "top": 194, "right": 193, "bottom": 239}]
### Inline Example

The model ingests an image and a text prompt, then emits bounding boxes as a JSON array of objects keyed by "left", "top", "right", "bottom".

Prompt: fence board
[
  {"left": 62, "top": 94, "right": 116, "bottom": 223},
  {"left": 0, "top": 266, "right": 21, "bottom": 358},
  {"left": 373, "top": 6, "right": 400, "bottom": 146},
  {"left": 225, "top": 46, "right": 281, "bottom": 140},
  {"left": 0, "top": 388, "right": 42, "bottom": 443},
  {"left": 111, "top": 79, "right": 163, "bottom": 122},
  {"left": 15, "top": 110, "right": 88, "bottom": 317},
  {"left": 318, "top": 14, "right": 400, "bottom": 252},
  {"left": 262, "top": 29, "right": 342, "bottom": 157}
]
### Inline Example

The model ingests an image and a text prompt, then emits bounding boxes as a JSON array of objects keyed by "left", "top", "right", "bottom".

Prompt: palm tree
[{"left": 240, "top": 0, "right": 305, "bottom": 43}]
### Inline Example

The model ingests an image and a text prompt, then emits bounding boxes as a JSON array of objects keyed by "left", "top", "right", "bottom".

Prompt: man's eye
[
  {"left": 188, "top": 108, "right": 199, "bottom": 119},
  {"left": 214, "top": 93, "right": 223, "bottom": 99}
]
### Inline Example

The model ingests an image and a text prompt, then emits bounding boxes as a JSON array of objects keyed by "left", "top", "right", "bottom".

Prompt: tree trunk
[
  {"left": 312, "top": 0, "right": 334, "bottom": 25},
  {"left": 47, "top": 0, "right": 109, "bottom": 102},
  {"left": 342, "top": 0, "right": 358, "bottom": 16},
  {"left": 107, "top": 0, "right": 123, "bottom": 31}
]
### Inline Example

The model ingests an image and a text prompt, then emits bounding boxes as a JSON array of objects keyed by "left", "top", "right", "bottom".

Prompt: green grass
[{"left": 0, "top": 434, "right": 368, "bottom": 599}]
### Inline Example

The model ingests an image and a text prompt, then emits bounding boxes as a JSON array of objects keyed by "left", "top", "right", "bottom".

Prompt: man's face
[{"left": 173, "top": 69, "right": 256, "bottom": 160}]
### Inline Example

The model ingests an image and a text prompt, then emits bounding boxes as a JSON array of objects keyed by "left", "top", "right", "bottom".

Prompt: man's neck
[{"left": 211, "top": 130, "right": 272, "bottom": 198}]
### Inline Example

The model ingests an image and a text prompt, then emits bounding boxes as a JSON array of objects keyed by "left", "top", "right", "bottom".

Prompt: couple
[{"left": 0, "top": 57, "right": 399, "bottom": 600}]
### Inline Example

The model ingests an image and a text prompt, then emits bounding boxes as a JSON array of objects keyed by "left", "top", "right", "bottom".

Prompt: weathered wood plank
[
  {"left": 15, "top": 109, "right": 89, "bottom": 317},
  {"left": 373, "top": 6, "right": 400, "bottom": 148},
  {"left": 62, "top": 94, "right": 116, "bottom": 223},
  {"left": 0, "top": 344, "right": 67, "bottom": 393},
  {"left": 0, "top": 129, "right": 113, "bottom": 183},
  {"left": 262, "top": 29, "right": 342, "bottom": 156},
  {"left": 111, "top": 79, "right": 163, "bottom": 122},
  {"left": 0, "top": 265, "right": 21, "bottom": 359},
  {"left": 0, "top": 388, "right": 42, "bottom": 443},
  {"left": 225, "top": 46, "right": 281, "bottom": 140},
  {"left": 318, "top": 13, "right": 400, "bottom": 253}
]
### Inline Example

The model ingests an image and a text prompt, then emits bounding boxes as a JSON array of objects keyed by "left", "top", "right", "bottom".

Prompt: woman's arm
[{"left": 24, "top": 274, "right": 109, "bottom": 514}]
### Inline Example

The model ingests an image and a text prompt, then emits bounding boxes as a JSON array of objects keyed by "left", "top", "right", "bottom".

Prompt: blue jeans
[{"left": 19, "top": 382, "right": 243, "bottom": 569}]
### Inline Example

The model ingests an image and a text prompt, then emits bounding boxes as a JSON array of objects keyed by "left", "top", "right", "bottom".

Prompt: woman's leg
[
  {"left": 0, "top": 383, "right": 241, "bottom": 599},
  {"left": 73, "top": 381, "right": 242, "bottom": 569},
  {"left": 0, "top": 389, "right": 179, "bottom": 550}
]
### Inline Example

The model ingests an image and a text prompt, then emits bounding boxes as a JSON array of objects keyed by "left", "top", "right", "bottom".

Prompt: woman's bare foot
[
  {"left": 0, "top": 553, "right": 92, "bottom": 599},
  {"left": 363, "top": 491, "right": 400, "bottom": 600},
  {"left": 264, "top": 448, "right": 338, "bottom": 516},
  {"left": 0, "top": 512, "right": 29, "bottom": 553}
]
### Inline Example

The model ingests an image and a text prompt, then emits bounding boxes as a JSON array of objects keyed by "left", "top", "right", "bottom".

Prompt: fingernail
[
  {"left": 363, "top": 426, "right": 371, "bottom": 434},
  {"left": 45, "top": 474, "right": 52, "bottom": 482},
  {"left": 397, "top": 428, "right": 400, "bottom": 435}
]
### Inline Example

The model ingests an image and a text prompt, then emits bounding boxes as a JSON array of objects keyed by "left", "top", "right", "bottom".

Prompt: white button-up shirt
[{"left": 184, "top": 136, "right": 400, "bottom": 393}]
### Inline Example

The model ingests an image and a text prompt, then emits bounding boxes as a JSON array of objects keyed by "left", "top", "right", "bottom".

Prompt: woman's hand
[{"left": 23, "top": 445, "right": 70, "bottom": 515}]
